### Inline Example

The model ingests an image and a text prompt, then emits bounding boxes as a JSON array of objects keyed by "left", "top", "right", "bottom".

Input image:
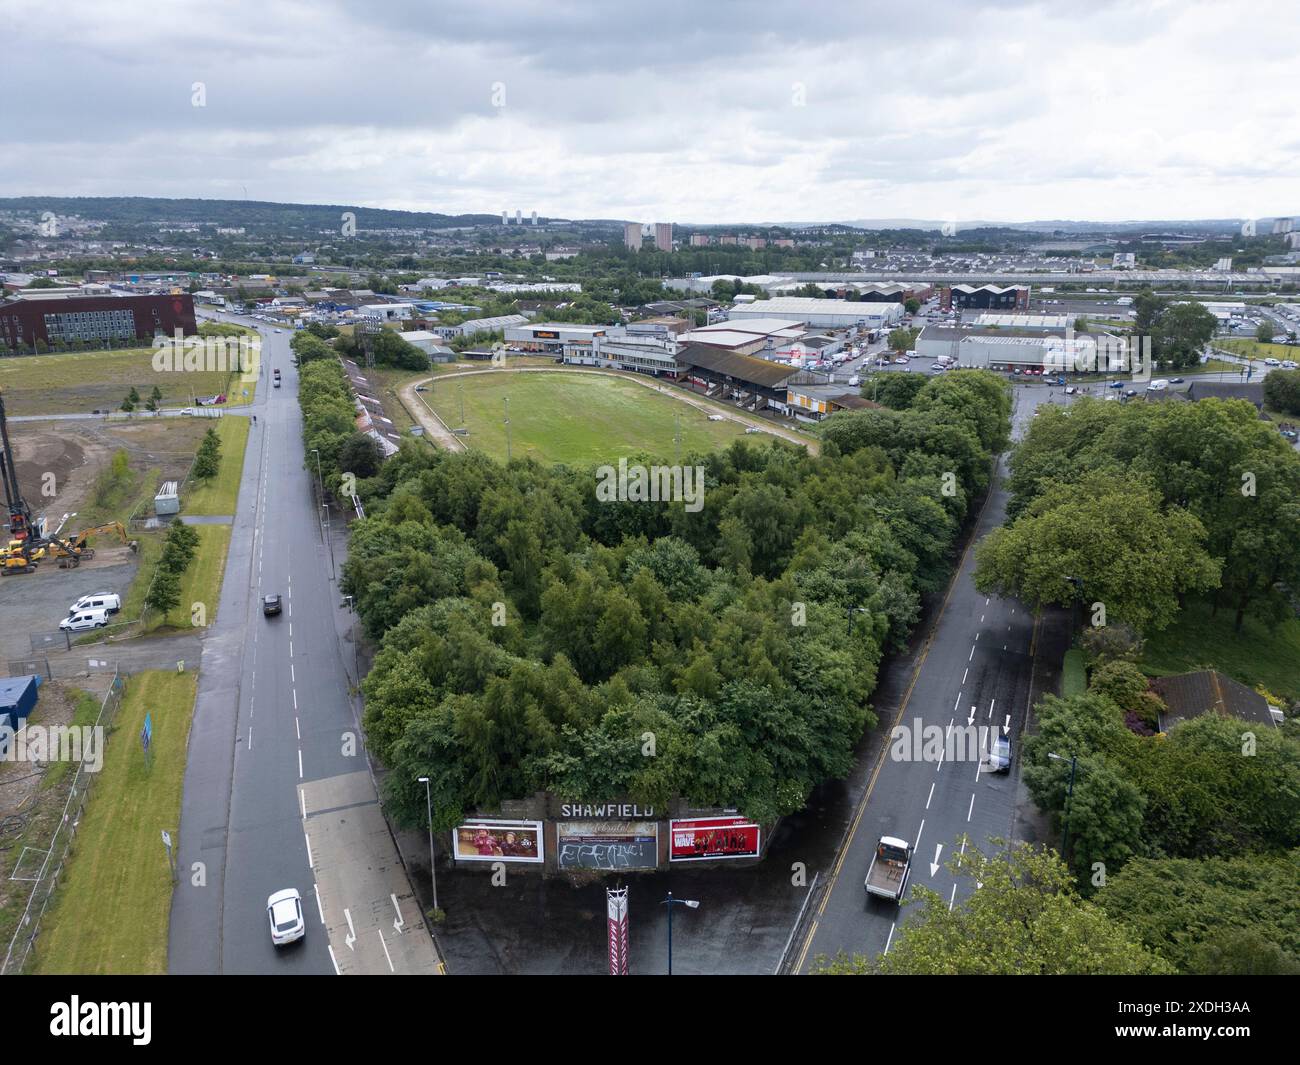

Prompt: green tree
[
  {"left": 974, "top": 472, "right": 1220, "bottom": 633},
  {"left": 819, "top": 844, "right": 1171, "bottom": 974},
  {"left": 145, "top": 567, "right": 182, "bottom": 616},
  {"left": 1256, "top": 319, "right": 1277, "bottom": 343}
]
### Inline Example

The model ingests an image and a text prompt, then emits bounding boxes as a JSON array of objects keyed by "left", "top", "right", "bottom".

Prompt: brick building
[{"left": 0, "top": 293, "right": 197, "bottom": 352}]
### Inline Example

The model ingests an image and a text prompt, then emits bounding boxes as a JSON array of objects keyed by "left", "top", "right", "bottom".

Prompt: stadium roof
[{"left": 677, "top": 343, "right": 797, "bottom": 388}]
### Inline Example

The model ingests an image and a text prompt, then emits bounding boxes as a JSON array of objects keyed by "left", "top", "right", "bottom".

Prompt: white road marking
[
  {"left": 289, "top": 641, "right": 293, "bottom": 658},
  {"left": 299, "top": 787, "right": 306, "bottom": 819},
  {"left": 315, "top": 883, "right": 325, "bottom": 924},
  {"left": 962, "top": 668, "right": 968, "bottom": 684},
  {"left": 289, "top": 623, "right": 292, "bottom": 639},
  {"left": 980, "top": 614, "right": 984, "bottom": 623},
  {"left": 304, "top": 830, "right": 313, "bottom": 867},
  {"left": 954, "top": 693, "right": 962, "bottom": 712},
  {"left": 248, "top": 726, "right": 253, "bottom": 750},
  {"left": 884, "top": 922, "right": 896, "bottom": 954},
  {"left": 988, "top": 698, "right": 995, "bottom": 721},
  {"left": 968, "top": 645, "right": 975, "bottom": 661},
  {"left": 967, "top": 793, "right": 975, "bottom": 821},
  {"left": 914, "top": 819, "right": 925, "bottom": 850},
  {"left": 377, "top": 929, "right": 395, "bottom": 972},
  {"left": 298, "top": 749, "right": 303, "bottom": 779},
  {"left": 926, "top": 782, "right": 935, "bottom": 809},
  {"left": 295, "top": 717, "right": 300, "bottom": 740},
  {"left": 290, "top": 663, "right": 295, "bottom": 683},
  {"left": 293, "top": 689, "right": 298, "bottom": 710},
  {"left": 948, "top": 884, "right": 958, "bottom": 911},
  {"left": 327, "top": 945, "right": 340, "bottom": 975},
  {"left": 975, "top": 632, "right": 979, "bottom": 640}
]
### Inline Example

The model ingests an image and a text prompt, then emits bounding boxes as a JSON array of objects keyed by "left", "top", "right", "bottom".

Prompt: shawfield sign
[{"left": 558, "top": 802, "right": 656, "bottom": 819}]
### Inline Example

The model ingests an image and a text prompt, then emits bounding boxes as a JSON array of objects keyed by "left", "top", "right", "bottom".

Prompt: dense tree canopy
[{"left": 319, "top": 372, "right": 1011, "bottom": 832}]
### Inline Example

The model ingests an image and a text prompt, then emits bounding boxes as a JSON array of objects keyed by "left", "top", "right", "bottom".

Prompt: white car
[
  {"left": 60, "top": 609, "right": 109, "bottom": 632},
  {"left": 847, "top": 375, "right": 861, "bottom": 386},
  {"left": 267, "top": 888, "right": 305, "bottom": 946},
  {"left": 275, "top": 329, "right": 283, "bottom": 334},
  {"left": 1264, "top": 358, "right": 1280, "bottom": 366},
  {"left": 707, "top": 414, "right": 725, "bottom": 421}
]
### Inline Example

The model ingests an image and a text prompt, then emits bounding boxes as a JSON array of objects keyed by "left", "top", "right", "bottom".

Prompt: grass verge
[
  {"left": 31, "top": 671, "right": 198, "bottom": 975},
  {"left": 1062, "top": 648, "right": 1087, "bottom": 696},
  {"left": 183, "top": 417, "right": 250, "bottom": 516}
]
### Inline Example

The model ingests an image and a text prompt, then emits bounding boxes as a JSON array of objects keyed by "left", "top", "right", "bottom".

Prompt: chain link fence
[{"left": 2, "top": 667, "right": 125, "bottom": 975}]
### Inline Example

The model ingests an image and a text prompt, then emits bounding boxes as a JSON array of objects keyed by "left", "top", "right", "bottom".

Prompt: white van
[
  {"left": 69, "top": 593, "right": 121, "bottom": 615},
  {"left": 60, "top": 608, "right": 109, "bottom": 632},
  {"left": 1146, "top": 379, "right": 1169, "bottom": 392}
]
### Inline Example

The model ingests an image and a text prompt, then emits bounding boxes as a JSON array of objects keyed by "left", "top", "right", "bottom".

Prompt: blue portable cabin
[{"left": 0, "top": 674, "right": 42, "bottom": 733}]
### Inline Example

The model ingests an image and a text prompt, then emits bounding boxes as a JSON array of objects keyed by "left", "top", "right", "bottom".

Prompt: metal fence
[{"left": 2, "top": 667, "right": 125, "bottom": 975}]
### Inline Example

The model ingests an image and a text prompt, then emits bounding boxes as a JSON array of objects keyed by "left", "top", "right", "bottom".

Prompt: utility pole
[{"left": 418, "top": 777, "right": 439, "bottom": 913}]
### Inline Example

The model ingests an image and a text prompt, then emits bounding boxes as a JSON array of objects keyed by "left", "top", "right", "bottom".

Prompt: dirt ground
[{"left": 7, "top": 418, "right": 207, "bottom": 523}]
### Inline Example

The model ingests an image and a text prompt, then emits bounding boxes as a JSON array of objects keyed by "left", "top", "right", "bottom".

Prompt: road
[
  {"left": 790, "top": 382, "right": 1061, "bottom": 972},
  {"left": 168, "top": 322, "right": 441, "bottom": 975}
]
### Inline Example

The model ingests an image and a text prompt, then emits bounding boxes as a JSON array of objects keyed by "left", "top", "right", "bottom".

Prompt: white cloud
[{"left": 0, "top": 0, "right": 1294, "bottom": 222}]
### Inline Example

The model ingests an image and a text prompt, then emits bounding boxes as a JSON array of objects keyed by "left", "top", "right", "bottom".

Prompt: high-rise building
[
  {"left": 531, "top": 211, "right": 538, "bottom": 226},
  {"left": 689, "top": 234, "right": 710, "bottom": 246},
  {"left": 515, "top": 209, "right": 522, "bottom": 225},
  {"left": 1273, "top": 217, "right": 1293, "bottom": 235},
  {"left": 654, "top": 222, "right": 673, "bottom": 253},
  {"left": 501, "top": 211, "right": 508, "bottom": 225},
  {"left": 624, "top": 222, "right": 642, "bottom": 251}
]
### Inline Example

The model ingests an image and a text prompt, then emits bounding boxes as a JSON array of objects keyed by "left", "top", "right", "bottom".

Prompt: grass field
[
  {"left": 1062, "top": 649, "right": 1087, "bottom": 696},
  {"left": 31, "top": 671, "right": 198, "bottom": 975},
  {"left": 164, "top": 523, "right": 231, "bottom": 630},
  {"left": 1216, "top": 338, "right": 1299, "bottom": 363},
  {"left": 0, "top": 346, "right": 256, "bottom": 416},
  {"left": 183, "top": 416, "right": 250, "bottom": 516},
  {"left": 424, "top": 372, "right": 750, "bottom": 464},
  {"left": 1141, "top": 599, "right": 1300, "bottom": 700}
]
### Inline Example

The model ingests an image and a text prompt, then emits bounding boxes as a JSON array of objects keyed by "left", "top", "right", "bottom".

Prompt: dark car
[
  {"left": 262, "top": 594, "right": 282, "bottom": 616},
  {"left": 1170, "top": 377, "right": 1185, "bottom": 384},
  {"left": 988, "top": 733, "right": 1012, "bottom": 773}
]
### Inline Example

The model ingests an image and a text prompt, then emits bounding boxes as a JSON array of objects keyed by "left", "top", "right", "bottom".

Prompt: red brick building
[{"left": 0, "top": 293, "right": 197, "bottom": 353}]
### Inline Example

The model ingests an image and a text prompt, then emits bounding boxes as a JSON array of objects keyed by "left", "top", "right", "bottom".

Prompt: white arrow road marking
[
  {"left": 930, "top": 844, "right": 944, "bottom": 877},
  {"left": 1003, "top": 714, "right": 1011, "bottom": 735},
  {"left": 344, "top": 908, "right": 356, "bottom": 950},
  {"left": 967, "top": 705, "right": 976, "bottom": 726},
  {"left": 391, "top": 893, "right": 405, "bottom": 934}
]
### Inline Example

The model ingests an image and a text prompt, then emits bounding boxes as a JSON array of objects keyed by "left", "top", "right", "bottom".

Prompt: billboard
[
  {"left": 557, "top": 822, "right": 658, "bottom": 871},
  {"left": 452, "top": 819, "right": 545, "bottom": 863},
  {"left": 669, "top": 817, "right": 761, "bottom": 862}
]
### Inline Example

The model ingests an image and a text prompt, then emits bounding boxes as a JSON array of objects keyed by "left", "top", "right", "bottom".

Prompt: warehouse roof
[{"left": 677, "top": 343, "right": 797, "bottom": 387}]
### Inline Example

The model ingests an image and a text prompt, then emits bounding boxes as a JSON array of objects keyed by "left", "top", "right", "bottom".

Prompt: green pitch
[{"left": 425, "top": 371, "right": 751, "bottom": 464}]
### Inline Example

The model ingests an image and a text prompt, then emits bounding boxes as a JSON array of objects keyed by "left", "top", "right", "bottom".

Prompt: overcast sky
[{"left": 1, "top": 0, "right": 1295, "bottom": 225}]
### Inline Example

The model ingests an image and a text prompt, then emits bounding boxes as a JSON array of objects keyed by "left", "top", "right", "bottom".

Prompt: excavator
[
  {"left": 1, "top": 390, "right": 137, "bottom": 575},
  {"left": 51, "top": 521, "right": 135, "bottom": 567}
]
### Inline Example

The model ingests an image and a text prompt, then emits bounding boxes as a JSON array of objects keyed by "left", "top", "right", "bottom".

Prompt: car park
[{"left": 267, "top": 888, "right": 305, "bottom": 946}]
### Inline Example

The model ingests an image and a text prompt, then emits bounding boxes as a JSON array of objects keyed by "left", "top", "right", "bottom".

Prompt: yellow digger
[{"left": 51, "top": 521, "right": 137, "bottom": 567}]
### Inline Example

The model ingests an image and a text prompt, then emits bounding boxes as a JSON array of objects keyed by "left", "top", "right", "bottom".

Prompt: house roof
[
  {"left": 1150, "top": 670, "right": 1276, "bottom": 731},
  {"left": 676, "top": 342, "right": 797, "bottom": 388},
  {"left": 829, "top": 393, "right": 880, "bottom": 410}
]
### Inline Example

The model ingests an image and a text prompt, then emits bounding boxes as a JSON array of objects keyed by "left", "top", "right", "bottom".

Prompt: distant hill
[{"left": 0, "top": 196, "right": 501, "bottom": 230}]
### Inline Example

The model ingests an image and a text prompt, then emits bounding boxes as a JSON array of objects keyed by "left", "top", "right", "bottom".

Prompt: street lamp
[
  {"left": 321, "top": 502, "right": 336, "bottom": 580},
  {"left": 661, "top": 892, "right": 699, "bottom": 975},
  {"left": 1047, "top": 752, "right": 1079, "bottom": 860},
  {"left": 417, "top": 776, "right": 439, "bottom": 913}
]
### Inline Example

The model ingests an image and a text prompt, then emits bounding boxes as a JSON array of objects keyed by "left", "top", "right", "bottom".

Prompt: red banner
[
  {"left": 606, "top": 888, "right": 629, "bottom": 975},
  {"left": 669, "top": 817, "right": 761, "bottom": 861}
]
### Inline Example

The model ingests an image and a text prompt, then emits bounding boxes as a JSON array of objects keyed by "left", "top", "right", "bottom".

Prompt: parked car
[
  {"left": 60, "top": 608, "right": 109, "bottom": 632},
  {"left": 744, "top": 426, "right": 764, "bottom": 434},
  {"left": 893, "top": 356, "right": 908, "bottom": 365},
  {"left": 69, "top": 593, "right": 121, "bottom": 615},
  {"left": 262, "top": 594, "right": 283, "bottom": 617},
  {"left": 267, "top": 888, "right": 305, "bottom": 946},
  {"left": 847, "top": 375, "right": 861, "bottom": 386},
  {"left": 707, "top": 414, "right": 725, "bottom": 421}
]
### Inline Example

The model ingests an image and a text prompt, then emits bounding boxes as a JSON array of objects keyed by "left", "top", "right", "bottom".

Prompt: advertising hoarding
[
  {"left": 669, "top": 816, "right": 760, "bottom": 861},
  {"left": 452, "top": 819, "right": 545, "bottom": 863}
]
